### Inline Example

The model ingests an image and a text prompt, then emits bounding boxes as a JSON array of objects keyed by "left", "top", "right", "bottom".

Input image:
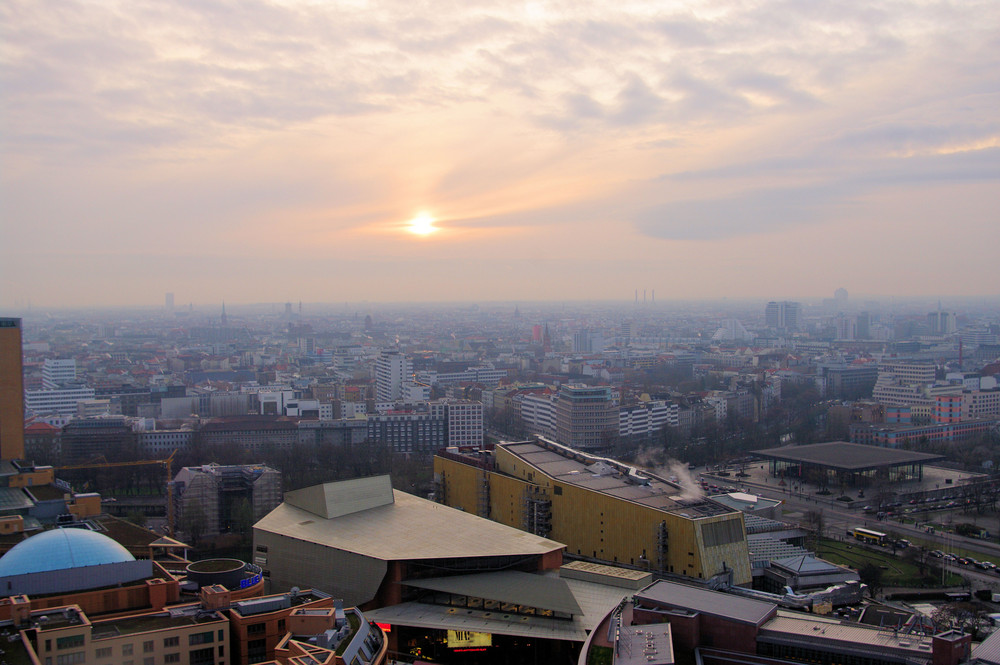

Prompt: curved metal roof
[{"left": 0, "top": 528, "right": 136, "bottom": 576}]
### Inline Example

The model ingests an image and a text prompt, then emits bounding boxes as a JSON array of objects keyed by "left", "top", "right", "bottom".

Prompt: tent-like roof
[
  {"left": 254, "top": 484, "right": 563, "bottom": 562},
  {"left": 401, "top": 571, "right": 583, "bottom": 616}
]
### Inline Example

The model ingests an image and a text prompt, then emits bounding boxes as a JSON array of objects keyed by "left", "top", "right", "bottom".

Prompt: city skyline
[{"left": 2, "top": 0, "right": 998, "bottom": 308}]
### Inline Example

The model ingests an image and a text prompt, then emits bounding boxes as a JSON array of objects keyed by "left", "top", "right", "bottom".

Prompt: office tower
[
  {"left": 856, "top": 311, "right": 871, "bottom": 340},
  {"left": 42, "top": 358, "right": 76, "bottom": 389},
  {"left": 572, "top": 330, "right": 605, "bottom": 354},
  {"left": 0, "top": 318, "right": 25, "bottom": 460},
  {"left": 927, "top": 311, "right": 957, "bottom": 335},
  {"left": 554, "top": 384, "right": 616, "bottom": 451},
  {"left": 376, "top": 350, "right": 412, "bottom": 403},
  {"left": 764, "top": 301, "right": 801, "bottom": 331}
]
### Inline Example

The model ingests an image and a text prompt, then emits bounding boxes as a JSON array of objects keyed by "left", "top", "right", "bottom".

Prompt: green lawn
[
  {"left": 588, "top": 646, "right": 613, "bottom": 665},
  {"left": 817, "top": 538, "right": 964, "bottom": 587}
]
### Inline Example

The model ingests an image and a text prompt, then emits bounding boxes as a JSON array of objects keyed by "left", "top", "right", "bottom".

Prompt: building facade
[{"left": 434, "top": 438, "right": 752, "bottom": 585}]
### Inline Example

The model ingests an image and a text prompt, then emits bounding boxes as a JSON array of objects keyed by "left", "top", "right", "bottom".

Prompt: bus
[{"left": 851, "top": 527, "right": 888, "bottom": 546}]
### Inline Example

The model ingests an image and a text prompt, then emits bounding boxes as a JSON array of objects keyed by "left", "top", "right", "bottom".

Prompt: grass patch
[
  {"left": 817, "top": 538, "right": 964, "bottom": 587},
  {"left": 588, "top": 646, "right": 613, "bottom": 665}
]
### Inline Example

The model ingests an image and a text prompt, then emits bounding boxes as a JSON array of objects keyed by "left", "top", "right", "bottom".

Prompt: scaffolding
[
  {"left": 522, "top": 485, "right": 552, "bottom": 537},
  {"left": 476, "top": 469, "right": 491, "bottom": 519},
  {"left": 656, "top": 521, "right": 669, "bottom": 571}
]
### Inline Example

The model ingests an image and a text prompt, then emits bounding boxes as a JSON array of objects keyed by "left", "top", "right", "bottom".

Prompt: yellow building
[{"left": 434, "top": 437, "right": 752, "bottom": 585}]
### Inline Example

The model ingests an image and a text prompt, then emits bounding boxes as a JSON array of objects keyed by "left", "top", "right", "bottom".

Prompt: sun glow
[{"left": 407, "top": 212, "right": 438, "bottom": 236}]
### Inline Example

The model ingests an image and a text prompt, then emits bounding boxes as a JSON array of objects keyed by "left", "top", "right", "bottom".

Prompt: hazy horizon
[{"left": 3, "top": 1, "right": 998, "bottom": 308}]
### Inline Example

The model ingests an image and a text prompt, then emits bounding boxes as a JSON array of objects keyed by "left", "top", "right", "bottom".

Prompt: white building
[
  {"left": 376, "top": 351, "right": 412, "bottom": 403},
  {"left": 519, "top": 393, "right": 556, "bottom": 438},
  {"left": 432, "top": 399, "right": 484, "bottom": 449},
  {"left": 24, "top": 386, "right": 96, "bottom": 417},
  {"left": 137, "top": 427, "right": 194, "bottom": 456},
  {"left": 42, "top": 358, "right": 76, "bottom": 389}
]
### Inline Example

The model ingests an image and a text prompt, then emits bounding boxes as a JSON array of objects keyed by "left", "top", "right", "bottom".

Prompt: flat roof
[
  {"left": 759, "top": 612, "right": 936, "bottom": 656},
  {"left": 754, "top": 442, "right": 944, "bottom": 471},
  {"left": 500, "top": 440, "right": 733, "bottom": 518},
  {"left": 635, "top": 580, "right": 776, "bottom": 626},
  {"left": 254, "top": 488, "right": 563, "bottom": 562},
  {"left": 401, "top": 570, "right": 583, "bottom": 615}
]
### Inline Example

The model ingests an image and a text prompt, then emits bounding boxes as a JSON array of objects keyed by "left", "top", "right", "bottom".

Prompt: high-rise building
[
  {"left": 572, "top": 330, "right": 605, "bottom": 354},
  {"left": 764, "top": 301, "right": 801, "bottom": 331},
  {"left": 927, "top": 310, "right": 957, "bottom": 335},
  {"left": 0, "top": 317, "right": 25, "bottom": 460},
  {"left": 375, "top": 350, "right": 412, "bottom": 403},
  {"left": 42, "top": 358, "right": 76, "bottom": 389},
  {"left": 554, "top": 384, "right": 617, "bottom": 451}
]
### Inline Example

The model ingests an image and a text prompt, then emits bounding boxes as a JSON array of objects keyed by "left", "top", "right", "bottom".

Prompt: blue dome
[{"left": 0, "top": 528, "right": 136, "bottom": 576}]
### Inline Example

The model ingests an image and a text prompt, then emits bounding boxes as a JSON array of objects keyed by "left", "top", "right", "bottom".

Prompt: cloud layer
[{"left": 1, "top": 0, "right": 998, "bottom": 305}]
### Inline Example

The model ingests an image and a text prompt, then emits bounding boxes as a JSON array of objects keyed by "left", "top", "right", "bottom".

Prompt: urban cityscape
[
  {"left": 0, "top": 293, "right": 999, "bottom": 664},
  {"left": 3, "top": 1, "right": 1000, "bottom": 664}
]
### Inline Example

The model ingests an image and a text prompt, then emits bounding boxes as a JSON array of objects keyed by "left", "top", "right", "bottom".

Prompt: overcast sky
[{"left": 2, "top": 0, "right": 998, "bottom": 308}]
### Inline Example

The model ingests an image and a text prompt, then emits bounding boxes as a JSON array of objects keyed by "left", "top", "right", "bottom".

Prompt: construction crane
[{"left": 55, "top": 449, "right": 179, "bottom": 536}]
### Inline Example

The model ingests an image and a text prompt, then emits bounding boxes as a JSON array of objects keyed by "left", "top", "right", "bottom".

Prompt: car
[
  {"left": 929, "top": 550, "right": 944, "bottom": 558},
  {"left": 957, "top": 557, "right": 972, "bottom": 566},
  {"left": 976, "top": 560, "right": 994, "bottom": 570},
  {"left": 943, "top": 554, "right": 957, "bottom": 562}
]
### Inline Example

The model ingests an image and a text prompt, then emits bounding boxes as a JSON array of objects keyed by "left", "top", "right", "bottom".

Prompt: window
[
  {"left": 56, "top": 636, "right": 85, "bottom": 650},
  {"left": 190, "top": 647, "right": 215, "bottom": 665},
  {"left": 164, "top": 636, "right": 180, "bottom": 648},
  {"left": 247, "top": 622, "right": 266, "bottom": 636},
  {"left": 123, "top": 644, "right": 133, "bottom": 656},
  {"left": 189, "top": 631, "right": 214, "bottom": 646},
  {"left": 247, "top": 638, "right": 267, "bottom": 663},
  {"left": 95, "top": 647, "right": 112, "bottom": 659},
  {"left": 55, "top": 654, "right": 85, "bottom": 665},
  {"left": 143, "top": 641, "right": 155, "bottom": 653},
  {"left": 165, "top": 654, "right": 180, "bottom": 664}
]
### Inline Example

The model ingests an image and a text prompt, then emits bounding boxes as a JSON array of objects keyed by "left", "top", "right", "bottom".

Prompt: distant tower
[
  {"left": 165, "top": 292, "right": 174, "bottom": 310},
  {"left": 220, "top": 302, "right": 227, "bottom": 327},
  {"left": 0, "top": 318, "right": 25, "bottom": 461},
  {"left": 543, "top": 324, "right": 552, "bottom": 353},
  {"left": 284, "top": 302, "right": 293, "bottom": 318}
]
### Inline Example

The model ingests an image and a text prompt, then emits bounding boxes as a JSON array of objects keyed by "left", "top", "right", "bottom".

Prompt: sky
[{"left": 2, "top": 0, "right": 998, "bottom": 308}]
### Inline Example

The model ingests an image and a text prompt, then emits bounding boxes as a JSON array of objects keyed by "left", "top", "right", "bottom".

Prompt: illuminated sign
[
  {"left": 240, "top": 574, "right": 262, "bottom": 589},
  {"left": 376, "top": 622, "right": 392, "bottom": 633},
  {"left": 447, "top": 630, "right": 492, "bottom": 648}
]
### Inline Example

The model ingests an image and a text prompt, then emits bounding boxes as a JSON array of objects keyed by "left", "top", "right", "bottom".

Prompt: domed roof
[{"left": 0, "top": 528, "right": 136, "bottom": 576}]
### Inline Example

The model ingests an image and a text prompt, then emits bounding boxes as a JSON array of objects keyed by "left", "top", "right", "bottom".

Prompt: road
[{"left": 701, "top": 469, "right": 1000, "bottom": 584}]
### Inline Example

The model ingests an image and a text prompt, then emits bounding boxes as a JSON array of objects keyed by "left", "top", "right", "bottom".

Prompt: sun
[{"left": 407, "top": 212, "right": 438, "bottom": 236}]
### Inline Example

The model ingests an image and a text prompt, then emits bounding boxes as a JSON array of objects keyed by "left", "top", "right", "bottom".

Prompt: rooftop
[
  {"left": 254, "top": 485, "right": 563, "bottom": 562},
  {"left": 90, "top": 610, "right": 225, "bottom": 638},
  {"left": 755, "top": 442, "right": 945, "bottom": 471},
  {"left": 635, "top": 580, "right": 777, "bottom": 626},
  {"left": 0, "top": 528, "right": 135, "bottom": 577},
  {"left": 401, "top": 570, "right": 583, "bottom": 616},
  {"left": 500, "top": 439, "right": 734, "bottom": 518},
  {"left": 366, "top": 570, "right": 631, "bottom": 644}
]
